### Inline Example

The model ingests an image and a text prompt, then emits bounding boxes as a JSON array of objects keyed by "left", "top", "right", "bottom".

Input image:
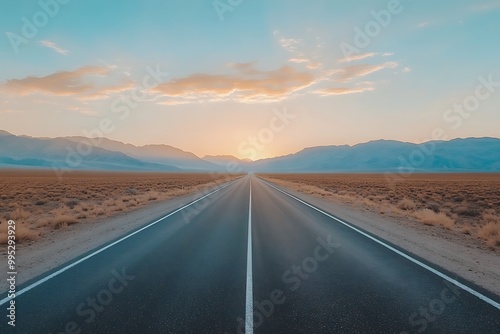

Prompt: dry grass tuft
[
  {"left": 414, "top": 209, "right": 455, "bottom": 229},
  {"left": 397, "top": 198, "right": 417, "bottom": 211},
  {"left": 51, "top": 215, "right": 79, "bottom": 229},
  {"left": 0, "top": 222, "right": 39, "bottom": 243},
  {"left": 478, "top": 222, "right": 500, "bottom": 249}
]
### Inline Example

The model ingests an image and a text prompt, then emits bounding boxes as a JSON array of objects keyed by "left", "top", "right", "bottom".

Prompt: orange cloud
[
  {"left": 151, "top": 64, "right": 315, "bottom": 103},
  {"left": 79, "top": 79, "right": 136, "bottom": 101},
  {"left": 1, "top": 66, "right": 109, "bottom": 96},
  {"left": 0, "top": 66, "right": 136, "bottom": 102}
]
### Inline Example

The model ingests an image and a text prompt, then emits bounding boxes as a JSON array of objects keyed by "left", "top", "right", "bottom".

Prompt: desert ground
[
  {"left": 0, "top": 172, "right": 499, "bottom": 296},
  {"left": 259, "top": 173, "right": 500, "bottom": 250},
  {"left": 0, "top": 170, "right": 239, "bottom": 244}
]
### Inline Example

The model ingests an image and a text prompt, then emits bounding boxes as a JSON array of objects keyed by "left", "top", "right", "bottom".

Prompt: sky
[{"left": 0, "top": 0, "right": 499, "bottom": 160}]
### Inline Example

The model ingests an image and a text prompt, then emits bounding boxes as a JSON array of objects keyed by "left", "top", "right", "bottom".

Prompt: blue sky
[{"left": 1, "top": 0, "right": 499, "bottom": 159}]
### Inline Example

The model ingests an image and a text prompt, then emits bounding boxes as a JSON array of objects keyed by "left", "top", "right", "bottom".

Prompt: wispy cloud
[
  {"left": 151, "top": 63, "right": 316, "bottom": 104},
  {"left": 274, "top": 31, "right": 323, "bottom": 70},
  {"left": 288, "top": 58, "right": 310, "bottom": 64},
  {"left": 274, "top": 31, "right": 302, "bottom": 54},
  {"left": 314, "top": 86, "right": 375, "bottom": 96},
  {"left": 417, "top": 21, "right": 431, "bottom": 29},
  {"left": 38, "top": 40, "right": 69, "bottom": 55},
  {"left": 334, "top": 62, "right": 399, "bottom": 82},
  {"left": 338, "top": 52, "right": 377, "bottom": 63},
  {"left": 338, "top": 52, "right": 394, "bottom": 63}
]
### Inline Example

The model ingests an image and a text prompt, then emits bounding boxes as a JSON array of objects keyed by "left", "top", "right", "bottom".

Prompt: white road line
[
  {"left": 259, "top": 178, "right": 500, "bottom": 311},
  {"left": 245, "top": 180, "right": 254, "bottom": 334},
  {"left": 0, "top": 179, "right": 239, "bottom": 306}
]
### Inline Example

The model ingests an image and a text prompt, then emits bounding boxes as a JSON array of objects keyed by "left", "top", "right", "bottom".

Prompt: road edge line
[
  {"left": 259, "top": 178, "right": 500, "bottom": 311},
  {"left": 0, "top": 178, "right": 239, "bottom": 306}
]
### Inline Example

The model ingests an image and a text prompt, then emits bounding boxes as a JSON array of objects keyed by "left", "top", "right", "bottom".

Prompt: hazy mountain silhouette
[
  {"left": 1, "top": 130, "right": 498, "bottom": 172},
  {"left": 0, "top": 132, "right": 179, "bottom": 171},
  {"left": 65, "top": 136, "right": 218, "bottom": 170},
  {"left": 252, "top": 138, "right": 500, "bottom": 172}
]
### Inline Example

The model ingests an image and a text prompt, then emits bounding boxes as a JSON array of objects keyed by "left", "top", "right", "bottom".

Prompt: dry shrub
[
  {"left": 51, "top": 215, "right": 78, "bottom": 229},
  {"left": 125, "top": 188, "right": 139, "bottom": 195},
  {"left": 113, "top": 201, "right": 126, "bottom": 212},
  {"left": 147, "top": 191, "right": 160, "bottom": 201},
  {"left": 0, "top": 222, "right": 39, "bottom": 244},
  {"left": 477, "top": 210, "right": 500, "bottom": 248},
  {"left": 461, "top": 226, "right": 472, "bottom": 235},
  {"left": 397, "top": 198, "right": 417, "bottom": 211},
  {"left": 454, "top": 205, "right": 481, "bottom": 217},
  {"left": 426, "top": 202, "right": 440, "bottom": 213},
  {"left": 481, "top": 211, "right": 500, "bottom": 224},
  {"left": 8, "top": 208, "right": 30, "bottom": 221},
  {"left": 414, "top": 209, "right": 455, "bottom": 229},
  {"left": 478, "top": 223, "right": 500, "bottom": 248},
  {"left": 15, "top": 224, "right": 39, "bottom": 241}
]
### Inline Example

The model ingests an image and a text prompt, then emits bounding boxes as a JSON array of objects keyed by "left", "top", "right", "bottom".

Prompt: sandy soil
[{"left": 262, "top": 177, "right": 500, "bottom": 296}]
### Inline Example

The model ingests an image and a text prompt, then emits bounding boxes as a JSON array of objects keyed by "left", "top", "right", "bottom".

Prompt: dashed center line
[{"left": 245, "top": 181, "right": 254, "bottom": 334}]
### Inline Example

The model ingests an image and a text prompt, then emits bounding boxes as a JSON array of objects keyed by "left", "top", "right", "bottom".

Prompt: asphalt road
[{"left": 1, "top": 174, "right": 499, "bottom": 334}]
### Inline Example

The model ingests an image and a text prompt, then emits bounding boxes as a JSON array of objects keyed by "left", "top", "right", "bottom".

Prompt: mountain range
[{"left": 0, "top": 130, "right": 499, "bottom": 173}]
